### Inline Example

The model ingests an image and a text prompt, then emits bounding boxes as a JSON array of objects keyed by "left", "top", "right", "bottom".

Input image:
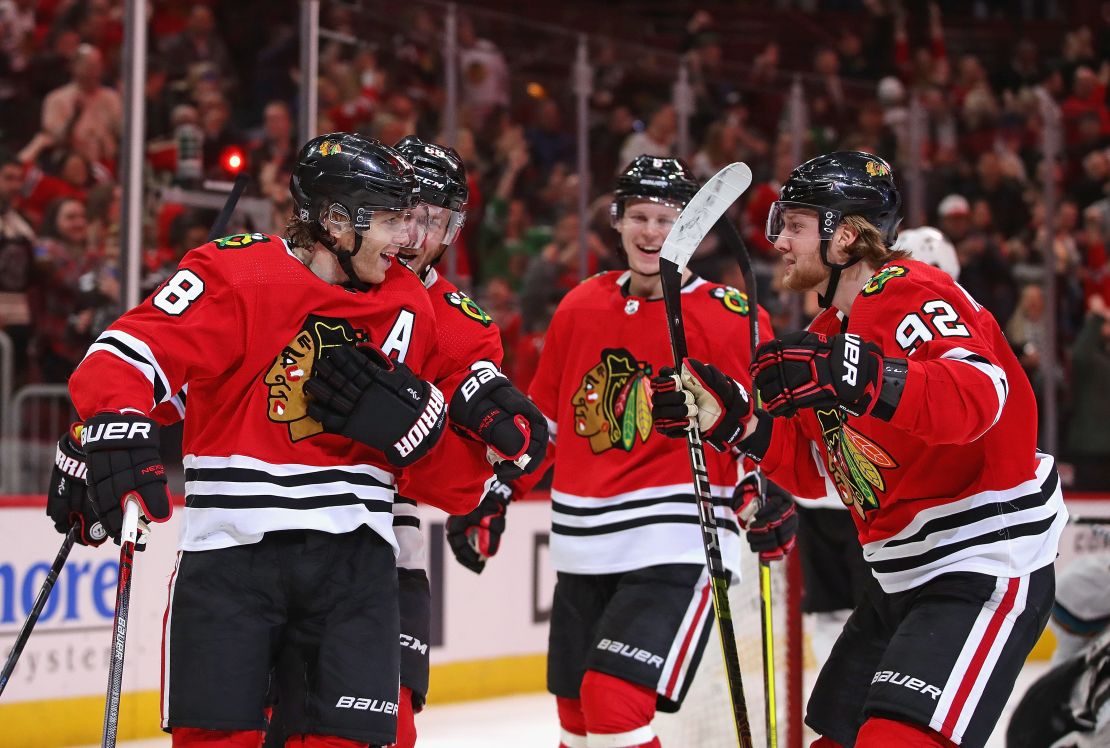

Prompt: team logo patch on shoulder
[
  {"left": 214, "top": 232, "right": 271, "bottom": 250},
  {"left": 710, "top": 286, "right": 750, "bottom": 316},
  {"left": 862, "top": 265, "right": 908, "bottom": 296},
  {"left": 263, "top": 315, "right": 368, "bottom": 442},
  {"left": 572, "top": 349, "right": 653, "bottom": 455},
  {"left": 444, "top": 291, "right": 493, "bottom": 327}
]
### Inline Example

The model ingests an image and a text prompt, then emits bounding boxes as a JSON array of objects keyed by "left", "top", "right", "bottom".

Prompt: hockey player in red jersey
[
  {"left": 383, "top": 135, "right": 547, "bottom": 748},
  {"left": 652, "top": 151, "right": 1067, "bottom": 748},
  {"left": 447, "top": 156, "right": 796, "bottom": 748},
  {"left": 60, "top": 132, "right": 500, "bottom": 747}
]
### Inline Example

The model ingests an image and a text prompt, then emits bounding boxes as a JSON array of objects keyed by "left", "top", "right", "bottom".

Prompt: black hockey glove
[
  {"left": 446, "top": 478, "right": 513, "bottom": 574},
  {"left": 305, "top": 344, "right": 447, "bottom": 467},
  {"left": 651, "top": 358, "right": 754, "bottom": 451},
  {"left": 751, "top": 331, "right": 908, "bottom": 420},
  {"left": 81, "top": 413, "right": 173, "bottom": 541},
  {"left": 734, "top": 475, "right": 797, "bottom": 562},
  {"left": 46, "top": 424, "right": 108, "bottom": 547},
  {"left": 448, "top": 361, "right": 548, "bottom": 482}
]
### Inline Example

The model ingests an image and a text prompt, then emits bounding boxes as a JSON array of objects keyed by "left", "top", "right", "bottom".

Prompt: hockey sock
[
  {"left": 855, "top": 717, "right": 957, "bottom": 747},
  {"left": 171, "top": 728, "right": 265, "bottom": 747},
  {"left": 579, "top": 670, "right": 660, "bottom": 748},
  {"left": 557, "top": 696, "right": 588, "bottom": 748},
  {"left": 389, "top": 685, "right": 417, "bottom": 748}
]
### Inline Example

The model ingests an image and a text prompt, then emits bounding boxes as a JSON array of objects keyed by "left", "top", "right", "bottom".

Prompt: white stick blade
[{"left": 661, "top": 162, "right": 753, "bottom": 272}]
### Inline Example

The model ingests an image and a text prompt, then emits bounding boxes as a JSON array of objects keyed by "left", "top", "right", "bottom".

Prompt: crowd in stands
[{"left": 0, "top": 0, "right": 1108, "bottom": 487}]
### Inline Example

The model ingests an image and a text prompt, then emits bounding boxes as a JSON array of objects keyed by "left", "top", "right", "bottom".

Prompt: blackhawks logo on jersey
[
  {"left": 264, "top": 315, "right": 368, "bottom": 442},
  {"left": 861, "top": 265, "right": 908, "bottom": 296},
  {"left": 444, "top": 291, "right": 493, "bottom": 327},
  {"left": 214, "top": 232, "right": 271, "bottom": 250},
  {"left": 710, "top": 286, "right": 750, "bottom": 316},
  {"left": 572, "top": 349, "right": 653, "bottom": 455},
  {"left": 815, "top": 408, "right": 897, "bottom": 519}
]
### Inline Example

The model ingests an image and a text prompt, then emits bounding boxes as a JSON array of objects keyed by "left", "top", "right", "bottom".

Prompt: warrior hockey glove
[
  {"left": 733, "top": 475, "right": 797, "bottom": 562},
  {"left": 81, "top": 413, "right": 173, "bottom": 540},
  {"left": 651, "top": 358, "right": 754, "bottom": 451},
  {"left": 46, "top": 424, "right": 108, "bottom": 547},
  {"left": 306, "top": 344, "right": 447, "bottom": 468},
  {"left": 445, "top": 478, "right": 514, "bottom": 574},
  {"left": 448, "top": 361, "right": 548, "bottom": 482},
  {"left": 751, "top": 331, "right": 908, "bottom": 420}
]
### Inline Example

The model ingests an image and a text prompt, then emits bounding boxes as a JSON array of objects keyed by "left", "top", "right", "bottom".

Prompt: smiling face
[
  {"left": 616, "top": 199, "right": 681, "bottom": 277},
  {"left": 325, "top": 205, "right": 426, "bottom": 285},
  {"left": 399, "top": 203, "right": 456, "bottom": 277}
]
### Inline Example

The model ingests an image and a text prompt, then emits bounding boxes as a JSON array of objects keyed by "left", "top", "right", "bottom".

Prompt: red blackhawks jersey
[
  {"left": 69, "top": 232, "right": 462, "bottom": 554},
  {"left": 758, "top": 259, "right": 1066, "bottom": 593},
  {"left": 528, "top": 270, "right": 772, "bottom": 577},
  {"left": 394, "top": 266, "right": 505, "bottom": 572}
]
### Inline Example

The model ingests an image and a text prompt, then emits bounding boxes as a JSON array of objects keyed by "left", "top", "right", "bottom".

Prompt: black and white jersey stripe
[
  {"left": 393, "top": 496, "right": 425, "bottom": 571},
  {"left": 940, "top": 347, "right": 1009, "bottom": 434},
  {"left": 181, "top": 454, "right": 397, "bottom": 552},
  {"left": 862, "top": 453, "right": 1067, "bottom": 593},
  {"left": 550, "top": 483, "right": 743, "bottom": 578},
  {"left": 84, "top": 330, "right": 174, "bottom": 409}
]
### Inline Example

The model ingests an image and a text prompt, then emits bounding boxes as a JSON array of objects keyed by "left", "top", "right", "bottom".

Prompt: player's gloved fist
[
  {"left": 46, "top": 424, "right": 108, "bottom": 547},
  {"left": 650, "top": 358, "right": 753, "bottom": 451},
  {"left": 306, "top": 344, "right": 447, "bottom": 467},
  {"left": 734, "top": 476, "right": 797, "bottom": 562},
  {"left": 752, "top": 331, "right": 904, "bottom": 419},
  {"left": 446, "top": 478, "right": 513, "bottom": 574},
  {"left": 80, "top": 413, "right": 172, "bottom": 540},
  {"left": 449, "top": 361, "right": 548, "bottom": 482}
]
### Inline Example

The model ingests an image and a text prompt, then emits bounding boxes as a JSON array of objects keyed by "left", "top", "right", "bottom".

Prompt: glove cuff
[
  {"left": 870, "top": 358, "right": 909, "bottom": 422},
  {"left": 737, "top": 410, "right": 773, "bottom": 461}
]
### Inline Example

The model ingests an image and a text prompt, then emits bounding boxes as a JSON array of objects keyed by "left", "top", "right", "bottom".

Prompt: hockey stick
[
  {"left": 206, "top": 172, "right": 250, "bottom": 241},
  {"left": 101, "top": 499, "right": 141, "bottom": 748},
  {"left": 0, "top": 524, "right": 78, "bottom": 699},
  {"left": 714, "top": 213, "right": 779, "bottom": 748},
  {"left": 659, "top": 162, "right": 755, "bottom": 748}
]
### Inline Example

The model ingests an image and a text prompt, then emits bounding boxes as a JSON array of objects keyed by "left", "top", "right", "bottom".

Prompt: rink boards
[{"left": 0, "top": 493, "right": 1107, "bottom": 746}]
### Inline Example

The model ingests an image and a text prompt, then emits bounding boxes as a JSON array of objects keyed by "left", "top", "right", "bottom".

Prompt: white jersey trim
[
  {"left": 85, "top": 329, "right": 174, "bottom": 408},
  {"left": 942, "top": 347, "right": 1008, "bottom": 432},
  {"left": 862, "top": 453, "right": 1066, "bottom": 593}
]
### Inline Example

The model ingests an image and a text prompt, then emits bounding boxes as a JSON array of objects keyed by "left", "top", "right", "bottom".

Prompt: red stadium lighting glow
[{"left": 221, "top": 147, "right": 245, "bottom": 175}]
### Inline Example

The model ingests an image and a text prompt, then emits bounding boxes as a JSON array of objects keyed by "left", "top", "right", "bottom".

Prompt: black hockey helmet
[
  {"left": 766, "top": 151, "right": 901, "bottom": 307},
  {"left": 393, "top": 135, "right": 469, "bottom": 212},
  {"left": 290, "top": 132, "right": 421, "bottom": 233},
  {"left": 768, "top": 151, "right": 901, "bottom": 245},
  {"left": 610, "top": 155, "right": 699, "bottom": 224}
]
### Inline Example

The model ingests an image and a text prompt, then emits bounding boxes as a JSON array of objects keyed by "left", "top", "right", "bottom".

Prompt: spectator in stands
[
  {"left": 250, "top": 100, "right": 296, "bottom": 190},
  {"left": 526, "top": 98, "right": 575, "bottom": 183},
  {"left": 161, "top": 5, "right": 234, "bottom": 87},
  {"left": 198, "top": 94, "right": 243, "bottom": 179},
  {"left": 618, "top": 103, "right": 676, "bottom": 170},
  {"left": 458, "top": 13, "right": 509, "bottom": 127},
  {"left": 968, "top": 150, "right": 1031, "bottom": 239},
  {"left": 30, "top": 196, "right": 104, "bottom": 382},
  {"left": 1007, "top": 283, "right": 1049, "bottom": 398},
  {"left": 40, "top": 44, "right": 122, "bottom": 165},
  {"left": 0, "top": 151, "right": 36, "bottom": 380},
  {"left": 1067, "top": 294, "right": 1110, "bottom": 489}
]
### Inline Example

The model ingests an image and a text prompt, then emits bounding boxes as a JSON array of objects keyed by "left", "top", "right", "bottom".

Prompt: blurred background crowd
[{"left": 1, "top": 0, "right": 1109, "bottom": 488}]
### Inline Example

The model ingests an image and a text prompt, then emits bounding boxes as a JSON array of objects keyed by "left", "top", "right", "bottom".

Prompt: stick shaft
[
  {"left": 0, "top": 525, "right": 78, "bottom": 698},
  {"left": 101, "top": 500, "right": 140, "bottom": 747}
]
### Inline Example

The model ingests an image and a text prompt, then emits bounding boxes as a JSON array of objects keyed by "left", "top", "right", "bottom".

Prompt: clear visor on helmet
[
  {"left": 325, "top": 203, "right": 429, "bottom": 250},
  {"left": 419, "top": 202, "right": 467, "bottom": 248},
  {"left": 610, "top": 196, "right": 685, "bottom": 229},
  {"left": 765, "top": 201, "right": 842, "bottom": 244}
]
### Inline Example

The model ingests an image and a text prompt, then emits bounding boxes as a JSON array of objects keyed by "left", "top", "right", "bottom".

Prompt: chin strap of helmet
[
  {"left": 309, "top": 220, "right": 372, "bottom": 292},
  {"left": 817, "top": 237, "right": 863, "bottom": 309}
]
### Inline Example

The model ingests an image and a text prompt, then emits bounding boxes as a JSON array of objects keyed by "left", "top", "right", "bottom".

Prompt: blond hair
[{"left": 842, "top": 215, "right": 909, "bottom": 267}]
